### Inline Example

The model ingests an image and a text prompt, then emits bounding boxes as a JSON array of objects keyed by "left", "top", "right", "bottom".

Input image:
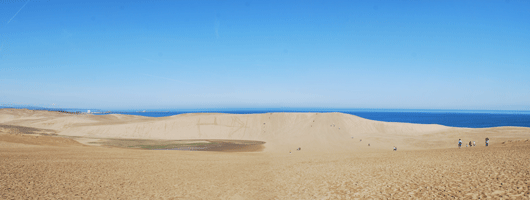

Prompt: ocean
[
  {"left": 91, "top": 109, "right": 530, "bottom": 128},
  {"left": 2, "top": 106, "right": 529, "bottom": 128}
]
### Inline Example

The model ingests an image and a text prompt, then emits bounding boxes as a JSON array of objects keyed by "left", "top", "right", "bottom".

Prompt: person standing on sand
[
  {"left": 469, "top": 141, "right": 472, "bottom": 147},
  {"left": 458, "top": 139, "right": 462, "bottom": 148},
  {"left": 485, "top": 138, "right": 489, "bottom": 147},
  {"left": 473, "top": 141, "right": 476, "bottom": 146}
]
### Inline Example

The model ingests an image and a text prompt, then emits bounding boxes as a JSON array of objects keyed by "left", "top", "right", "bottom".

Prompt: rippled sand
[
  {"left": 1, "top": 135, "right": 529, "bottom": 199},
  {"left": 1, "top": 109, "right": 529, "bottom": 199}
]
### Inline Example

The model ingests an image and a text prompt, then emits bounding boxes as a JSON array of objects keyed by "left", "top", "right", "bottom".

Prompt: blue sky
[{"left": 0, "top": 0, "right": 529, "bottom": 110}]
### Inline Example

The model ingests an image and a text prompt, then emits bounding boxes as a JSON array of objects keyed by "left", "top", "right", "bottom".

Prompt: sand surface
[{"left": 1, "top": 109, "right": 530, "bottom": 199}]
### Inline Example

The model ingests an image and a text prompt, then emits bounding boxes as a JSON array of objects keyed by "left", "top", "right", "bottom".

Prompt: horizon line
[{"left": 1, "top": 106, "right": 530, "bottom": 113}]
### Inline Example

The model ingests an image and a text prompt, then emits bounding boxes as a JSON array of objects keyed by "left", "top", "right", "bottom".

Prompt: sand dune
[
  {"left": 1, "top": 109, "right": 530, "bottom": 199},
  {"left": 0, "top": 109, "right": 528, "bottom": 152}
]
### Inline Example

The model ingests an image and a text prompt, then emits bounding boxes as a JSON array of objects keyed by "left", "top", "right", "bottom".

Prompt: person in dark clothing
[{"left": 485, "top": 137, "right": 489, "bottom": 147}]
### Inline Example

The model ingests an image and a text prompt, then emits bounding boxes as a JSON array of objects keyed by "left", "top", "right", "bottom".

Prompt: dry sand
[{"left": 1, "top": 108, "right": 529, "bottom": 199}]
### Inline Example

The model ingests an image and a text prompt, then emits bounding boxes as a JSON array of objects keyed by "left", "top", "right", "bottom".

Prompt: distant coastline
[
  {"left": 1, "top": 106, "right": 530, "bottom": 128},
  {"left": 2, "top": 105, "right": 529, "bottom": 115}
]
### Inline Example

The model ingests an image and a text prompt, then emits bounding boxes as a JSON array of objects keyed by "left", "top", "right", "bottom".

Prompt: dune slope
[
  {"left": 2, "top": 109, "right": 530, "bottom": 199},
  {"left": 1, "top": 109, "right": 529, "bottom": 153}
]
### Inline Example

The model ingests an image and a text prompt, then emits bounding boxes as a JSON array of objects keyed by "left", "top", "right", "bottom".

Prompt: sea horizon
[
  {"left": 1, "top": 105, "right": 530, "bottom": 115},
  {"left": 2, "top": 105, "right": 530, "bottom": 128}
]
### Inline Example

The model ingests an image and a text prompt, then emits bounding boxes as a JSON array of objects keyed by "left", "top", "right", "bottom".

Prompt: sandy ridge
[{"left": 1, "top": 108, "right": 529, "bottom": 153}]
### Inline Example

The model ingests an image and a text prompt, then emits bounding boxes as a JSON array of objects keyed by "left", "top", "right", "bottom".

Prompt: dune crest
[
  {"left": 2, "top": 109, "right": 530, "bottom": 199},
  {"left": 1, "top": 109, "right": 529, "bottom": 152}
]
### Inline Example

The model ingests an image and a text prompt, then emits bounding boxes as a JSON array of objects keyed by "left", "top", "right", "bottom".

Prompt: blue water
[
  {"left": 345, "top": 112, "right": 530, "bottom": 128},
  {"left": 2, "top": 106, "right": 530, "bottom": 128},
  {"left": 93, "top": 109, "right": 530, "bottom": 128}
]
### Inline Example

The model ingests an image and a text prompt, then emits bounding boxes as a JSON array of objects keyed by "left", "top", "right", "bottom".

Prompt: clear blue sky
[{"left": 0, "top": 0, "right": 529, "bottom": 110}]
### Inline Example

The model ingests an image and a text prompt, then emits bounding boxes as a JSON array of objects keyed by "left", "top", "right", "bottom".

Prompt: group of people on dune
[
  {"left": 290, "top": 136, "right": 489, "bottom": 154},
  {"left": 458, "top": 138, "right": 489, "bottom": 148}
]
